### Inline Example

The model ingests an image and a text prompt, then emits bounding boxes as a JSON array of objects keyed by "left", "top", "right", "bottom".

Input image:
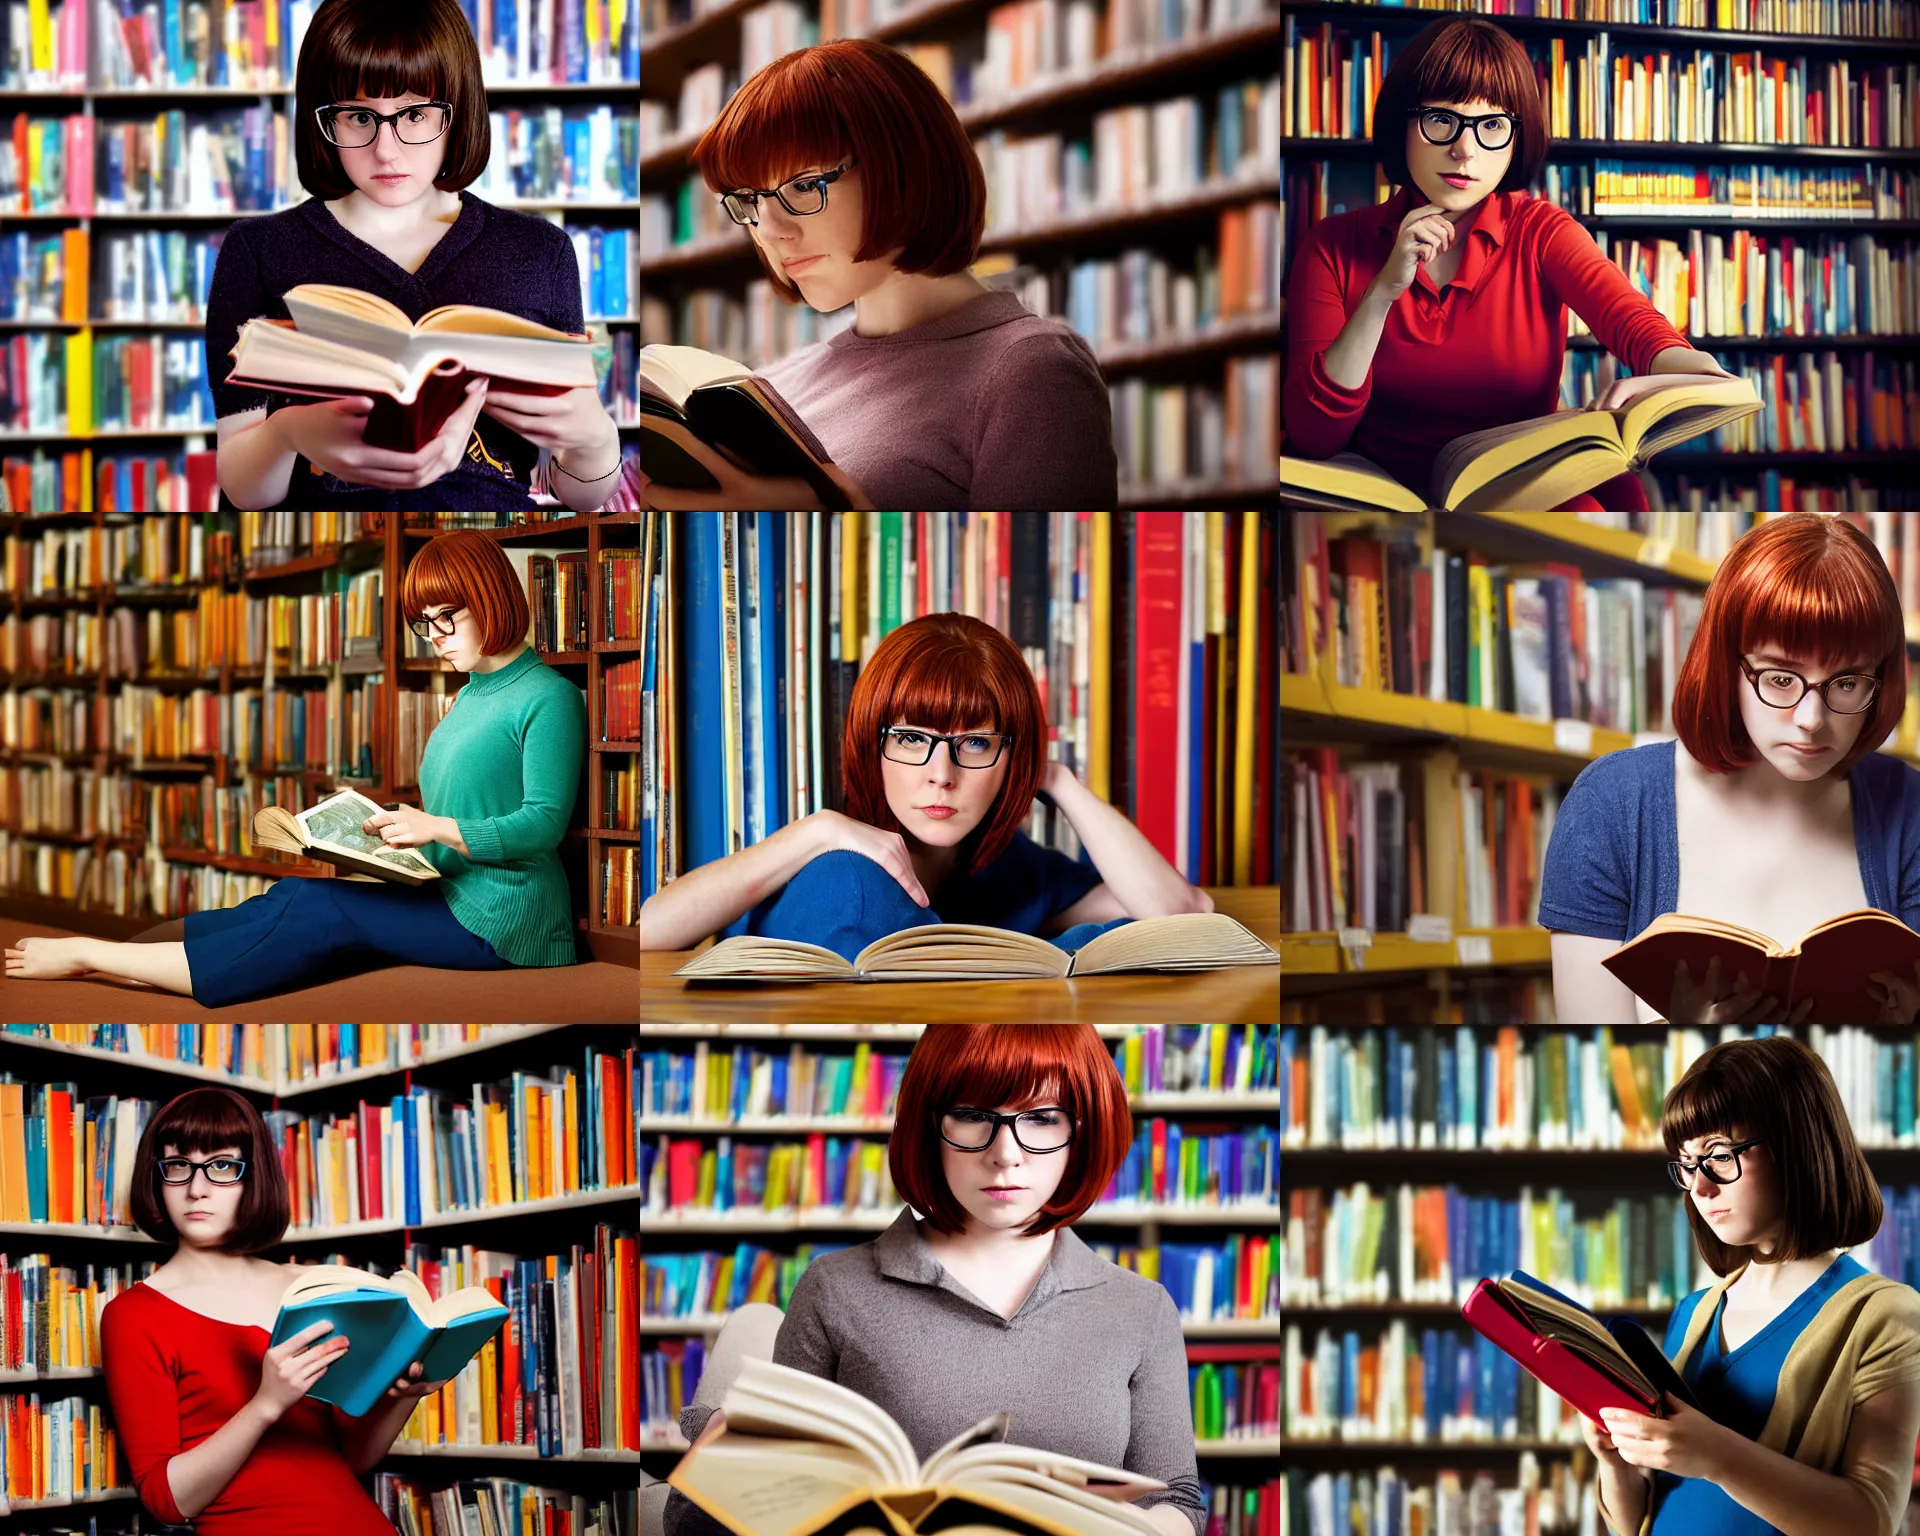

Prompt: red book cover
[
  {"left": 618, "top": 1234, "right": 638, "bottom": 1448},
  {"left": 358, "top": 1104, "right": 380, "bottom": 1223},
  {"left": 490, "top": 1275, "right": 521, "bottom": 1444},
  {"left": 1133, "top": 513, "right": 1185, "bottom": 868},
  {"left": 47, "top": 1091, "right": 71, "bottom": 1225},
  {"left": 1251, "top": 515, "right": 1278, "bottom": 884},
  {"left": 580, "top": 1241, "right": 600, "bottom": 1448},
  {"left": 618, "top": 1045, "right": 636, "bottom": 1187},
  {"left": 1461, "top": 1277, "right": 1662, "bottom": 1424},
  {"left": 666, "top": 1140, "right": 700, "bottom": 1208}
]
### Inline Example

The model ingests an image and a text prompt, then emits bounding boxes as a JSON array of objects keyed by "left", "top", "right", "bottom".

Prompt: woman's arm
[
  {"left": 1550, "top": 932, "right": 1645, "bottom": 1024},
  {"left": 639, "top": 815, "right": 828, "bottom": 951},
  {"left": 165, "top": 1398, "right": 276, "bottom": 1520},
  {"left": 216, "top": 407, "right": 298, "bottom": 511},
  {"left": 544, "top": 414, "right": 626, "bottom": 512},
  {"left": 1043, "top": 763, "right": 1209, "bottom": 919}
]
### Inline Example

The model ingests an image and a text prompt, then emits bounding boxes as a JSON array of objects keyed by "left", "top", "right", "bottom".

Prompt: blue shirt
[
  {"left": 1649, "top": 1253, "right": 1865, "bottom": 1535},
  {"left": 1536, "top": 739, "right": 1920, "bottom": 944}
]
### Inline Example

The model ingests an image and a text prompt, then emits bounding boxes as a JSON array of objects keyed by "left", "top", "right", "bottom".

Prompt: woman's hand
[
  {"left": 361, "top": 805, "right": 446, "bottom": 850},
  {"left": 1579, "top": 1403, "right": 1634, "bottom": 1472},
  {"left": 479, "top": 382, "right": 612, "bottom": 458},
  {"left": 1371, "top": 202, "right": 1457, "bottom": 299},
  {"left": 1868, "top": 960, "right": 1920, "bottom": 1024},
  {"left": 1598, "top": 1395, "right": 1734, "bottom": 1481},
  {"left": 384, "top": 1360, "right": 452, "bottom": 1402},
  {"left": 1042, "top": 760, "right": 1077, "bottom": 802},
  {"left": 1667, "top": 955, "right": 1815, "bottom": 1026},
  {"left": 252, "top": 1320, "right": 348, "bottom": 1423},
  {"left": 274, "top": 378, "right": 489, "bottom": 491},
  {"left": 802, "top": 809, "right": 930, "bottom": 908},
  {"left": 639, "top": 438, "right": 873, "bottom": 510}
]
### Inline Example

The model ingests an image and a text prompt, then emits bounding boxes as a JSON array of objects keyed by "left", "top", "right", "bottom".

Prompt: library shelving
[
  {"left": 0, "top": 1022, "right": 639, "bottom": 1532},
  {"left": 0, "top": 509, "right": 638, "bottom": 968}
]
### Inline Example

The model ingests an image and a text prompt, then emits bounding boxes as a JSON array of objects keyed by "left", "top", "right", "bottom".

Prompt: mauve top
[
  {"left": 202, "top": 189, "right": 585, "bottom": 511},
  {"left": 662, "top": 1207, "right": 1208, "bottom": 1535},
  {"left": 757, "top": 291, "right": 1119, "bottom": 511}
]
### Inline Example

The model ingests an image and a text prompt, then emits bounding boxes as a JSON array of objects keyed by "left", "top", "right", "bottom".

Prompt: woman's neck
[
  {"left": 470, "top": 640, "right": 530, "bottom": 675},
  {"left": 330, "top": 186, "right": 461, "bottom": 239},
  {"left": 852, "top": 270, "right": 994, "bottom": 339}
]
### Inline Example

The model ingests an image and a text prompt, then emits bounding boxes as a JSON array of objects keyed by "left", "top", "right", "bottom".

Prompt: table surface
[{"left": 640, "top": 887, "right": 1279, "bottom": 1024}]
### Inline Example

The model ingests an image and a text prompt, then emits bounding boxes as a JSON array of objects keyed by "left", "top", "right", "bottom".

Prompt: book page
[
  {"left": 297, "top": 791, "right": 438, "bottom": 878},
  {"left": 641, "top": 344, "right": 753, "bottom": 405},
  {"left": 673, "top": 935, "right": 855, "bottom": 978},
  {"left": 1068, "top": 912, "right": 1279, "bottom": 975},
  {"left": 856, "top": 924, "right": 1068, "bottom": 979},
  {"left": 728, "top": 1357, "right": 917, "bottom": 1485},
  {"left": 668, "top": 1434, "right": 887, "bottom": 1536}
]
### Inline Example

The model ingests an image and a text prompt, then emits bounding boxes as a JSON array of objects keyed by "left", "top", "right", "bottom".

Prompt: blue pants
[
  {"left": 183, "top": 877, "right": 510, "bottom": 1008},
  {"left": 747, "top": 850, "right": 1128, "bottom": 965}
]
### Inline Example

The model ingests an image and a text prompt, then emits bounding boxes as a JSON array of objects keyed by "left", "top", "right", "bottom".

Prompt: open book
[
  {"left": 252, "top": 787, "right": 440, "bottom": 886},
  {"left": 668, "top": 1356, "right": 1175, "bottom": 1536},
  {"left": 1462, "top": 1270, "right": 1701, "bottom": 1426},
  {"left": 641, "top": 343, "right": 851, "bottom": 510},
  {"left": 1602, "top": 908, "right": 1920, "bottom": 1024},
  {"left": 1597, "top": 906, "right": 1920, "bottom": 1029},
  {"left": 225, "top": 285, "right": 599, "bottom": 453},
  {"left": 266, "top": 1263, "right": 508, "bottom": 1418},
  {"left": 1281, "top": 372, "right": 1763, "bottom": 512},
  {"left": 672, "top": 912, "right": 1281, "bottom": 981}
]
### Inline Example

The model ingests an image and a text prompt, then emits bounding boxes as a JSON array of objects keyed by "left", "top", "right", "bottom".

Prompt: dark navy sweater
[{"left": 202, "top": 191, "right": 584, "bottom": 511}]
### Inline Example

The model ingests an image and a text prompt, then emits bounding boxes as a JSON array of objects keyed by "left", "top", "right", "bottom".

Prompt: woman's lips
[
  {"left": 1441, "top": 173, "right": 1475, "bottom": 186},
  {"left": 1784, "top": 743, "right": 1831, "bottom": 755},
  {"left": 374, "top": 174, "right": 409, "bottom": 183},
  {"left": 919, "top": 806, "right": 957, "bottom": 819},
  {"left": 783, "top": 255, "right": 824, "bottom": 274},
  {"left": 983, "top": 1188, "right": 1024, "bottom": 1200}
]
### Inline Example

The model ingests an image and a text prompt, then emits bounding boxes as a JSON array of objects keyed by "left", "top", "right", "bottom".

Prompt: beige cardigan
[{"left": 1597, "top": 1262, "right": 1920, "bottom": 1536}]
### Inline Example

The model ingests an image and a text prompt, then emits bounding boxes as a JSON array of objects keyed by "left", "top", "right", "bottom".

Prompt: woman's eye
[
  {"left": 898, "top": 732, "right": 927, "bottom": 745},
  {"left": 963, "top": 737, "right": 990, "bottom": 751}
]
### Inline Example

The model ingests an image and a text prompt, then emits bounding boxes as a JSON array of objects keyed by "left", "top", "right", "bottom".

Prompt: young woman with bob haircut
[
  {"left": 208, "top": 0, "right": 624, "bottom": 512},
  {"left": 5, "top": 533, "right": 586, "bottom": 1005},
  {"left": 662, "top": 1024, "right": 1209, "bottom": 1536},
  {"left": 637, "top": 611, "right": 1211, "bottom": 956},
  {"left": 1540, "top": 512, "right": 1920, "bottom": 1024},
  {"left": 1579, "top": 1036, "right": 1920, "bottom": 1536},
  {"left": 638, "top": 39, "right": 1119, "bottom": 512},
  {"left": 1283, "top": 15, "right": 1741, "bottom": 512},
  {"left": 103, "top": 1087, "right": 444, "bottom": 1532}
]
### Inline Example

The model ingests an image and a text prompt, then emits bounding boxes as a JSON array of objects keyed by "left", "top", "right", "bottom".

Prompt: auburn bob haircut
[
  {"left": 842, "top": 613, "right": 1045, "bottom": 878},
  {"left": 690, "top": 39, "right": 988, "bottom": 306},
  {"left": 401, "top": 531, "right": 532, "bottom": 656},
  {"left": 889, "top": 1025, "right": 1133, "bottom": 1238},
  {"left": 293, "top": 0, "right": 491, "bottom": 202},
  {"left": 1660, "top": 1036, "right": 1881, "bottom": 1276},
  {"left": 1671, "top": 513, "right": 1907, "bottom": 778},
  {"left": 129, "top": 1087, "right": 291, "bottom": 1256},
  {"left": 1372, "top": 16, "right": 1549, "bottom": 194}
]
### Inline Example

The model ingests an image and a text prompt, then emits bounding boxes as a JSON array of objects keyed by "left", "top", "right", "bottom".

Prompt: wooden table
[{"left": 640, "top": 887, "right": 1279, "bottom": 1025}]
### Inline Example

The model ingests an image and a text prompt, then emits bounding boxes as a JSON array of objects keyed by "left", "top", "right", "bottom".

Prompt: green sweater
[{"left": 418, "top": 645, "right": 586, "bottom": 967}]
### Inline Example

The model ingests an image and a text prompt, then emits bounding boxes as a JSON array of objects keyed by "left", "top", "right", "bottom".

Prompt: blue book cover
[
  {"left": 401, "top": 1092, "right": 419, "bottom": 1227},
  {"left": 681, "top": 512, "right": 738, "bottom": 934},
  {"left": 24, "top": 1115, "right": 44, "bottom": 1222},
  {"left": 267, "top": 1265, "right": 508, "bottom": 1418}
]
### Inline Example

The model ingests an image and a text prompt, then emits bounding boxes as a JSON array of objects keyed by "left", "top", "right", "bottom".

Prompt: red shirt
[
  {"left": 1283, "top": 183, "right": 1692, "bottom": 496},
  {"left": 102, "top": 1281, "right": 396, "bottom": 1534}
]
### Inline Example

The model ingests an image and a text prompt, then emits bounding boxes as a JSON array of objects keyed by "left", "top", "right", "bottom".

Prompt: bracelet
[{"left": 551, "top": 447, "right": 622, "bottom": 484}]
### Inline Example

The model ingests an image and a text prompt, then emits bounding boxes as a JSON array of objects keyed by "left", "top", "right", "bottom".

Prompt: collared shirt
[
  {"left": 663, "top": 1207, "right": 1208, "bottom": 1535},
  {"left": 1282, "top": 183, "right": 1693, "bottom": 495}
]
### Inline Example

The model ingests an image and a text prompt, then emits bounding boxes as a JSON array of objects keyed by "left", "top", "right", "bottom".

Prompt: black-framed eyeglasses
[
  {"left": 408, "top": 606, "right": 464, "bottom": 640},
  {"left": 881, "top": 727, "right": 1010, "bottom": 769},
  {"left": 939, "top": 1106, "right": 1075, "bottom": 1153},
  {"left": 1739, "top": 656, "right": 1881, "bottom": 715},
  {"left": 1666, "top": 1139, "right": 1762, "bottom": 1190},
  {"left": 1407, "top": 107, "right": 1516, "bottom": 151},
  {"left": 157, "top": 1156, "right": 247, "bottom": 1185},
  {"left": 317, "top": 101, "right": 453, "bottom": 149},
  {"left": 721, "top": 158, "right": 856, "bottom": 227}
]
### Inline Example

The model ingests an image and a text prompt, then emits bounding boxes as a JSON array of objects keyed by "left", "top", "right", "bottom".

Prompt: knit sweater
[
  {"left": 757, "top": 291, "right": 1118, "bottom": 510},
  {"left": 203, "top": 190, "right": 586, "bottom": 511},
  {"left": 416, "top": 645, "right": 586, "bottom": 966},
  {"left": 1597, "top": 1260, "right": 1920, "bottom": 1536}
]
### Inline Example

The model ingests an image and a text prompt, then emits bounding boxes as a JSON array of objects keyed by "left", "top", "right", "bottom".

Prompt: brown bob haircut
[
  {"left": 889, "top": 1025, "right": 1133, "bottom": 1239},
  {"left": 690, "top": 39, "right": 988, "bottom": 306},
  {"left": 1672, "top": 513, "right": 1907, "bottom": 778},
  {"left": 129, "top": 1087, "right": 291, "bottom": 1256},
  {"left": 401, "top": 530, "right": 532, "bottom": 656},
  {"left": 293, "top": 0, "right": 491, "bottom": 202},
  {"left": 1372, "top": 16, "right": 1549, "bottom": 194},
  {"left": 1661, "top": 1036, "right": 1882, "bottom": 1277},
  {"left": 842, "top": 612, "right": 1046, "bottom": 878}
]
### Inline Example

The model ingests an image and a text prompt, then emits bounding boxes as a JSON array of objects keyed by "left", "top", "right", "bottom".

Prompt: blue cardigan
[{"left": 1535, "top": 738, "right": 1920, "bottom": 943}]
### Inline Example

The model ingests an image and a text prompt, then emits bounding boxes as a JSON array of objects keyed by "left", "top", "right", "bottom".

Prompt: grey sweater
[
  {"left": 757, "top": 291, "right": 1119, "bottom": 511},
  {"left": 662, "top": 1208, "right": 1207, "bottom": 1535}
]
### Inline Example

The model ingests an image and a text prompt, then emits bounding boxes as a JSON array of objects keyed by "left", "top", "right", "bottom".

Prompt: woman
[
  {"left": 207, "top": 0, "right": 624, "bottom": 512},
  {"left": 101, "top": 1087, "right": 448, "bottom": 1533},
  {"left": 639, "top": 39, "right": 1118, "bottom": 512},
  {"left": 636, "top": 611, "right": 1211, "bottom": 955},
  {"left": 1539, "top": 512, "right": 1920, "bottom": 1024},
  {"left": 1282, "top": 15, "right": 1740, "bottom": 512},
  {"left": 1579, "top": 1037, "right": 1920, "bottom": 1536},
  {"left": 3, "top": 531, "right": 586, "bottom": 1005},
  {"left": 662, "top": 1024, "right": 1207, "bottom": 1536}
]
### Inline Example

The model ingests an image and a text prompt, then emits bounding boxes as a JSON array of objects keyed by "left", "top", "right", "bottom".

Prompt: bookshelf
[
  {"left": 638, "top": 1022, "right": 1280, "bottom": 1530},
  {"left": 1280, "top": 0, "right": 1920, "bottom": 510},
  {"left": 0, "top": 0, "right": 640, "bottom": 512},
  {"left": 0, "top": 1022, "right": 639, "bottom": 1531},
  {"left": 639, "top": 0, "right": 1280, "bottom": 506},
  {"left": 0, "top": 509, "right": 638, "bottom": 968}
]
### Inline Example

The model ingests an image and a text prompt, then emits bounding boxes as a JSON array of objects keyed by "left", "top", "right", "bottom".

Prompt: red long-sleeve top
[
  {"left": 1283, "top": 182, "right": 1693, "bottom": 496},
  {"left": 101, "top": 1281, "right": 397, "bottom": 1534}
]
